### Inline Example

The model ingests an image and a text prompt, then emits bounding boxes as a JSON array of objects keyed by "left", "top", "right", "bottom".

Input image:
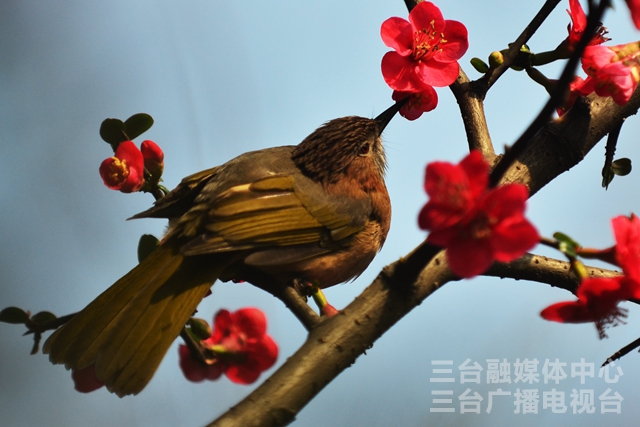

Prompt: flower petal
[
  {"left": 409, "top": 2, "right": 445, "bottom": 34},
  {"left": 446, "top": 234, "right": 494, "bottom": 278},
  {"left": 438, "top": 20, "right": 469, "bottom": 62},
  {"left": 380, "top": 17, "right": 413, "bottom": 55},
  {"left": 541, "top": 300, "right": 593, "bottom": 323},
  {"left": 491, "top": 216, "right": 539, "bottom": 262},
  {"left": 459, "top": 150, "right": 489, "bottom": 199},
  {"left": 415, "top": 60, "right": 460, "bottom": 87},
  {"left": 382, "top": 51, "right": 424, "bottom": 92},
  {"left": 233, "top": 307, "right": 267, "bottom": 338}
]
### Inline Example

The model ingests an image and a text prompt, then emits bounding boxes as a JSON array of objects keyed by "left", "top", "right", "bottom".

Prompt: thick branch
[
  {"left": 498, "top": 89, "right": 640, "bottom": 195},
  {"left": 486, "top": 253, "right": 621, "bottom": 293},
  {"left": 450, "top": 69, "right": 495, "bottom": 160}
]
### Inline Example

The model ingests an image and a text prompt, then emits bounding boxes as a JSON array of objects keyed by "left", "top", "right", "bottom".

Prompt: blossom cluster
[
  {"left": 99, "top": 140, "right": 164, "bottom": 193},
  {"left": 541, "top": 215, "right": 640, "bottom": 338},
  {"left": 559, "top": 0, "right": 640, "bottom": 114},
  {"left": 178, "top": 308, "right": 278, "bottom": 385},
  {"left": 380, "top": 2, "right": 468, "bottom": 119},
  {"left": 418, "top": 151, "right": 539, "bottom": 278}
]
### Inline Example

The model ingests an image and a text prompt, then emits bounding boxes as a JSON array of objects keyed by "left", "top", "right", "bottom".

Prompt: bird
[{"left": 43, "top": 102, "right": 402, "bottom": 397}]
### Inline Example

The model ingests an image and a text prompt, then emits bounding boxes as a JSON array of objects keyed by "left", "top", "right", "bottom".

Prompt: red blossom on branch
[
  {"left": 99, "top": 141, "right": 145, "bottom": 193},
  {"left": 179, "top": 308, "right": 278, "bottom": 385},
  {"left": 418, "top": 151, "right": 539, "bottom": 278},
  {"left": 99, "top": 139, "right": 165, "bottom": 192},
  {"left": 380, "top": 1, "right": 468, "bottom": 93},
  {"left": 540, "top": 277, "right": 629, "bottom": 339},
  {"left": 541, "top": 215, "right": 640, "bottom": 338},
  {"left": 580, "top": 42, "right": 640, "bottom": 105}
]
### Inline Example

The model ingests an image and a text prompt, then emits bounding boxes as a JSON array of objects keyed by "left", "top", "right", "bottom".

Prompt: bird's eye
[{"left": 358, "top": 142, "right": 371, "bottom": 156}]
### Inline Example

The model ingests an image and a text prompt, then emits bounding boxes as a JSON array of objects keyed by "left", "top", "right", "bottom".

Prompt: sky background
[{"left": 2, "top": 1, "right": 640, "bottom": 426}]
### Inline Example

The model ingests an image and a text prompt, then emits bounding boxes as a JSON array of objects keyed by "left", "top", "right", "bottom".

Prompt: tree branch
[
  {"left": 486, "top": 253, "right": 621, "bottom": 293},
  {"left": 450, "top": 69, "right": 496, "bottom": 160}
]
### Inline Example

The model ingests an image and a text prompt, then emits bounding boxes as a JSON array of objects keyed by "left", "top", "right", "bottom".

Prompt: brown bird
[{"left": 43, "top": 102, "right": 402, "bottom": 396}]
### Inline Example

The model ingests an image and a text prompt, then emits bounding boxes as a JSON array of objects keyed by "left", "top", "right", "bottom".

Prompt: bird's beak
[{"left": 374, "top": 98, "right": 408, "bottom": 134}]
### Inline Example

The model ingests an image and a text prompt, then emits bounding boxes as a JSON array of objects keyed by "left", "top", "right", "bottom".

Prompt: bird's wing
[
  {"left": 129, "top": 166, "right": 219, "bottom": 220},
  {"left": 176, "top": 174, "right": 371, "bottom": 266}
]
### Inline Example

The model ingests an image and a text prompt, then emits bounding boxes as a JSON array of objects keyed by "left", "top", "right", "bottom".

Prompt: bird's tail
[{"left": 43, "top": 244, "right": 226, "bottom": 396}]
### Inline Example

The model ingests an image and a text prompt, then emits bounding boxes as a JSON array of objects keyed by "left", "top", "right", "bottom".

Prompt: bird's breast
[{"left": 263, "top": 218, "right": 388, "bottom": 288}]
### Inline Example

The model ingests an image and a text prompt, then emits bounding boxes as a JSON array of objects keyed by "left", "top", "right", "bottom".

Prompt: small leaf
[
  {"left": 553, "top": 232, "right": 580, "bottom": 248},
  {"left": 99, "top": 118, "right": 127, "bottom": 149},
  {"left": 30, "top": 311, "right": 57, "bottom": 324},
  {"left": 553, "top": 232, "right": 580, "bottom": 258},
  {"left": 124, "top": 113, "right": 154, "bottom": 141},
  {"left": 0, "top": 307, "right": 29, "bottom": 324},
  {"left": 188, "top": 317, "right": 212, "bottom": 340},
  {"left": 611, "top": 158, "right": 632, "bottom": 176},
  {"left": 470, "top": 57, "right": 489, "bottom": 73},
  {"left": 138, "top": 234, "right": 160, "bottom": 263}
]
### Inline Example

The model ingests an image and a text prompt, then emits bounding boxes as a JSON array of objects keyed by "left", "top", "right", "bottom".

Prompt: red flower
[
  {"left": 380, "top": 1, "right": 468, "bottom": 92},
  {"left": 178, "top": 345, "right": 225, "bottom": 382},
  {"left": 99, "top": 141, "right": 145, "bottom": 193},
  {"left": 541, "top": 277, "right": 628, "bottom": 339},
  {"left": 625, "top": 0, "right": 640, "bottom": 30},
  {"left": 566, "top": 0, "right": 608, "bottom": 50},
  {"left": 580, "top": 42, "right": 640, "bottom": 105},
  {"left": 141, "top": 139, "right": 164, "bottom": 184},
  {"left": 418, "top": 151, "right": 539, "bottom": 278},
  {"left": 392, "top": 88, "right": 438, "bottom": 120},
  {"left": 179, "top": 308, "right": 278, "bottom": 385},
  {"left": 541, "top": 215, "right": 640, "bottom": 338},
  {"left": 71, "top": 364, "right": 105, "bottom": 393}
]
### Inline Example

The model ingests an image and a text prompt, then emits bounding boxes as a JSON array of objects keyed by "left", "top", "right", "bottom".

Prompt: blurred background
[{"left": 2, "top": 1, "right": 640, "bottom": 426}]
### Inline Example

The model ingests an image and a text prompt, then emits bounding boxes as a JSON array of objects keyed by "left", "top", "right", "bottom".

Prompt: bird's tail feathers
[{"left": 43, "top": 244, "right": 225, "bottom": 396}]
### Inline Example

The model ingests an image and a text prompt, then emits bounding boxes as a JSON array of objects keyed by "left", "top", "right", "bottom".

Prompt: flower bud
[{"left": 141, "top": 140, "right": 164, "bottom": 185}]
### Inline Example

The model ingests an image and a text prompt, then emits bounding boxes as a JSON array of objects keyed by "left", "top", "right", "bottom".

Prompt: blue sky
[{"left": 2, "top": 1, "right": 640, "bottom": 426}]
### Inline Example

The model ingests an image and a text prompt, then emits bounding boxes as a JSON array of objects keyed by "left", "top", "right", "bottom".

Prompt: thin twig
[{"left": 478, "top": 0, "right": 563, "bottom": 94}]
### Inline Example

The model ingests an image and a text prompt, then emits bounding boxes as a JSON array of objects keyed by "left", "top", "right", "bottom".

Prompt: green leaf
[
  {"left": 553, "top": 232, "right": 580, "bottom": 258},
  {"left": 470, "top": 57, "right": 489, "bottom": 73},
  {"left": 188, "top": 317, "right": 212, "bottom": 340},
  {"left": 124, "top": 113, "right": 154, "bottom": 140},
  {"left": 0, "top": 307, "right": 29, "bottom": 324},
  {"left": 553, "top": 232, "right": 580, "bottom": 248},
  {"left": 99, "top": 118, "right": 126, "bottom": 149},
  {"left": 30, "top": 311, "right": 57, "bottom": 324},
  {"left": 611, "top": 158, "right": 632, "bottom": 176},
  {"left": 138, "top": 234, "right": 160, "bottom": 263}
]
